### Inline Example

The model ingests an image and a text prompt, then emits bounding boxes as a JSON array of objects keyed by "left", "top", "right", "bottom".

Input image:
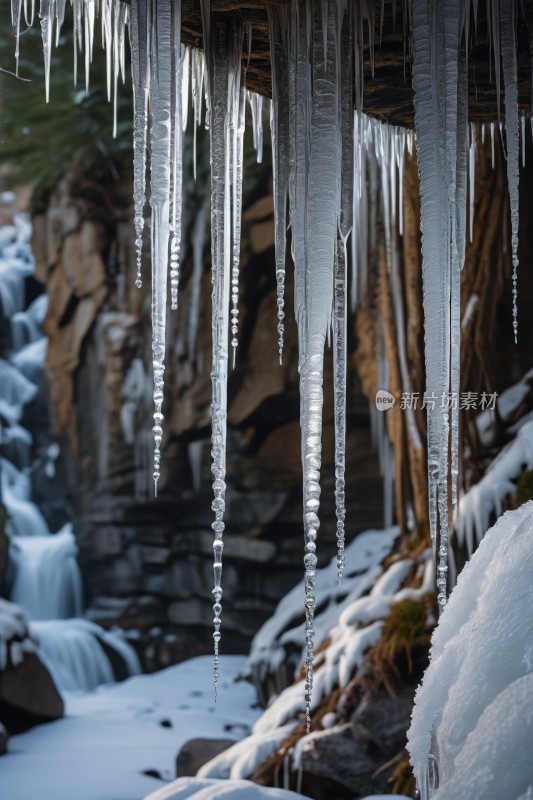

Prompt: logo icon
[{"left": 375, "top": 390, "right": 396, "bottom": 411}]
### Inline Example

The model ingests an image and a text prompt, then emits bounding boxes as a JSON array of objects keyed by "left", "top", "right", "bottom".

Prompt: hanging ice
[
  {"left": 333, "top": 3, "right": 354, "bottom": 585},
  {"left": 268, "top": 6, "right": 290, "bottom": 365},
  {"left": 202, "top": 12, "right": 244, "bottom": 697},
  {"left": 286, "top": 0, "right": 341, "bottom": 729},
  {"left": 130, "top": 0, "right": 150, "bottom": 289},
  {"left": 500, "top": 0, "right": 520, "bottom": 343},
  {"left": 148, "top": 0, "right": 173, "bottom": 496},
  {"left": 409, "top": 0, "right": 468, "bottom": 609},
  {"left": 169, "top": 6, "right": 184, "bottom": 312}
]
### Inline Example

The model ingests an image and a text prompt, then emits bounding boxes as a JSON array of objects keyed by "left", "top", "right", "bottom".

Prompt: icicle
[
  {"left": 203, "top": 13, "right": 244, "bottom": 699},
  {"left": 288, "top": 0, "right": 341, "bottom": 731},
  {"left": 130, "top": 0, "right": 150, "bottom": 289},
  {"left": 451, "top": 49, "right": 468, "bottom": 512},
  {"left": 521, "top": 112, "right": 526, "bottom": 168},
  {"left": 268, "top": 6, "right": 290, "bottom": 364},
  {"left": 191, "top": 49, "right": 206, "bottom": 181},
  {"left": 39, "top": 0, "right": 53, "bottom": 103},
  {"left": 500, "top": 0, "right": 520, "bottom": 344},
  {"left": 84, "top": 0, "right": 95, "bottom": 91},
  {"left": 333, "top": 3, "right": 353, "bottom": 586},
  {"left": 468, "top": 123, "right": 475, "bottom": 243},
  {"left": 230, "top": 87, "right": 245, "bottom": 368},
  {"left": 188, "top": 200, "right": 209, "bottom": 360},
  {"left": 169, "top": 1, "right": 183, "bottom": 312},
  {"left": 410, "top": 0, "right": 467, "bottom": 612},
  {"left": 149, "top": 0, "right": 173, "bottom": 497},
  {"left": 12, "top": 0, "right": 22, "bottom": 76},
  {"left": 248, "top": 91, "right": 264, "bottom": 163}
]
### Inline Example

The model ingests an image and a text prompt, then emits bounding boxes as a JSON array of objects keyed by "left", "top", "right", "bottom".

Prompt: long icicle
[
  {"left": 130, "top": 0, "right": 150, "bottom": 289},
  {"left": 410, "top": 0, "right": 466, "bottom": 611},
  {"left": 149, "top": 0, "right": 173, "bottom": 497},
  {"left": 500, "top": 0, "right": 520, "bottom": 343},
  {"left": 204, "top": 14, "right": 244, "bottom": 699},
  {"left": 334, "top": 0, "right": 353, "bottom": 586},
  {"left": 230, "top": 85, "right": 245, "bottom": 368},
  {"left": 268, "top": 6, "right": 290, "bottom": 365},
  {"left": 169, "top": 2, "right": 183, "bottom": 311},
  {"left": 289, "top": 0, "right": 341, "bottom": 731}
]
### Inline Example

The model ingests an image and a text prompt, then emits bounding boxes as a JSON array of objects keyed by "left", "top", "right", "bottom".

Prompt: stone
[
  {"left": 0, "top": 721, "right": 7, "bottom": 756},
  {"left": 175, "top": 738, "right": 235, "bottom": 778},
  {"left": 0, "top": 653, "right": 64, "bottom": 734}
]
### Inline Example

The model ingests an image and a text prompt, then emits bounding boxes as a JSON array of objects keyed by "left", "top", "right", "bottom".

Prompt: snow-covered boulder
[
  {"left": 144, "top": 777, "right": 312, "bottom": 800},
  {"left": 0, "top": 598, "right": 63, "bottom": 735},
  {"left": 144, "top": 778, "right": 410, "bottom": 800},
  {"left": 407, "top": 502, "right": 533, "bottom": 799}
]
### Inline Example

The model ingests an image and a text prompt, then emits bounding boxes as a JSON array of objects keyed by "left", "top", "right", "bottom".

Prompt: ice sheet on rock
[{"left": 408, "top": 503, "right": 533, "bottom": 800}]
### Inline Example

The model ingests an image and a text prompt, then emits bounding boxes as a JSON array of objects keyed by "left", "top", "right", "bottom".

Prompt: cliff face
[{"left": 31, "top": 150, "right": 384, "bottom": 668}]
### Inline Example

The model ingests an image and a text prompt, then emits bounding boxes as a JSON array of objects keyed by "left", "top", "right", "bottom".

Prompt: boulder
[
  {"left": 0, "top": 653, "right": 64, "bottom": 733},
  {"left": 176, "top": 738, "right": 236, "bottom": 778}
]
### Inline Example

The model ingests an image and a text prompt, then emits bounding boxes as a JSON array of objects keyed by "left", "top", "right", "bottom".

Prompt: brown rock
[
  {"left": 0, "top": 653, "right": 64, "bottom": 734},
  {"left": 176, "top": 738, "right": 236, "bottom": 778}
]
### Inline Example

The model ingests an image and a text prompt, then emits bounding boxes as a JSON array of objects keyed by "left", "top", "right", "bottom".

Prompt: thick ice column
[
  {"left": 289, "top": 0, "right": 341, "bottom": 730},
  {"left": 148, "top": 0, "right": 172, "bottom": 496},
  {"left": 410, "top": 0, "right": 468, "bottom": 610}
]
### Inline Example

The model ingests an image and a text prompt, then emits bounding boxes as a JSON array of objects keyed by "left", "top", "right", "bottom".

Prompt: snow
[
  {"left": 246, "top": 527, "right": 399, "bottom": 685},
  {"left": 0, "top": 598, "right": 36, "bottom": 671},
  {"left": 145, "top": 777, "right": 312, "bottom": 800},
  {"left": 455, "top": 419, "right": 533, "bottom": 555},
  {"left": 407, "top": 502, "right": 533, "bottom": 800},
  {"left": 0, "top": 656, "right": 260, "bottom": 800}
]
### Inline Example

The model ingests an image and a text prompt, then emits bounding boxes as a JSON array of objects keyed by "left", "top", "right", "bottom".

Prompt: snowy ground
[{"left": 0, "top": 656, "right": 260, "bottom": 800}]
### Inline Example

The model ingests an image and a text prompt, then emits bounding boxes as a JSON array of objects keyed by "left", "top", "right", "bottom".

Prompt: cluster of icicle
[
  {"left": 409, "top": 0, "right": 521, "bottom": 611},
  {"left": 11, "top": 0, "right": 525, "bottom": 730}
]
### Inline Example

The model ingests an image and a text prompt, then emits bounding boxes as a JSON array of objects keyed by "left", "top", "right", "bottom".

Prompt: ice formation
[
  {"left": 9, "top": 0, "right": 529, "bottom": 718},
  {"left": 407, "top": 502, "right": 533, "bottom": 800}
]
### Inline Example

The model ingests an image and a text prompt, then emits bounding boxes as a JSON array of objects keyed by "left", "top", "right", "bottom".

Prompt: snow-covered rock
[
  {"left": 144, "top": 779, "right": 410, "bottom": 800},
  {"left": 144, "top": 777, "right": 311, "bottom": 800},
  {"left": 407, "top": 502, "right": 533, "bottom": 800}
]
